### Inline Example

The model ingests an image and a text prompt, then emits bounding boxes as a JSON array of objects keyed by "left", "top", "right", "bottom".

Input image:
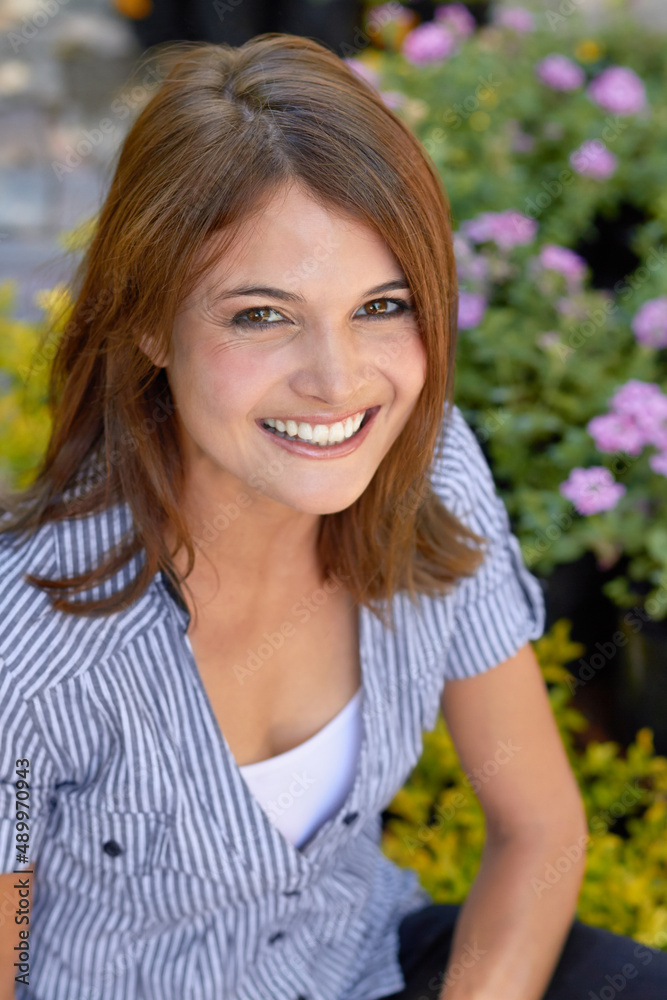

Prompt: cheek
[
  {"left": 176, "top": 347, "right": 271, "bottom": 425},
  {"left": 381, "top": 330, "right": 427, "bottom": 399}
]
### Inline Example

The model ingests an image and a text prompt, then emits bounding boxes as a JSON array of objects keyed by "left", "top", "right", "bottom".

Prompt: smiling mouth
[{"left": 260, "top": 407, "right": 378, "bottom": 447}]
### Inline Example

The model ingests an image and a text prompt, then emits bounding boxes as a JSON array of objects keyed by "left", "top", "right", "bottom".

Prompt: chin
[{"left": 276, "top": 489, "right": 366, "bottom": 516}]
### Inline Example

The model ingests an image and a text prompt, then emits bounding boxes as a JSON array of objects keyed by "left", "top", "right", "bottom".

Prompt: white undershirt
[{"left": 238, "top": 688, "right": 364, "bottom": 848}]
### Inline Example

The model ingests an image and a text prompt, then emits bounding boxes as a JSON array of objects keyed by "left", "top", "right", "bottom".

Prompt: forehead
[{"left": 202, "top": 182, "right": 397, "bottom": 286}]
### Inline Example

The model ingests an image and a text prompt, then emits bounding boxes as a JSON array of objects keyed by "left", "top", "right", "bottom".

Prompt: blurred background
[{"left": 1, "top": 0, "right": 667, "bottom": 945}]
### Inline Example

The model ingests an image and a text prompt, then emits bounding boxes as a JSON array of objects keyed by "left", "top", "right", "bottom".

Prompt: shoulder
[
  {"left": 420, "top": 404, "right": 547, "bottom": 679},
  {"left": 0, "top": 516, "right": 60, "bottom": 630},
  {"left": 429, "top": 403, "right": 501, "bottom": 530},
  {"left": 0, "top": 517, "right": 63, "bottom": 699},
  {"left": 0, "top": 502, "right": 161, "bottom": 697},
  {"left": 0, "top": 449, "right": 109, "bottom": 631}
]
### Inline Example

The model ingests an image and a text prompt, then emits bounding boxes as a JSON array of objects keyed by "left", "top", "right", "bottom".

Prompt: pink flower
[
  {"left": 367, "top": 3, "right": 415, "bottom": 31},
  {"left": 569, "top": 139, "right": 617, "bottom": 180},
  {"left": 538, "top": 244, "right": 587, "bottom": 290},
  {"left": 453, "top": 233, "right": 489, "bottom": 285},
  {"left": 458, "top": 291, "right": 487, "bottom": 329},
  {"left": 461, "top": 209, "right": 537, "bottom": 250},
  {"left": 559, "top": 467, "right": 626, "bottom": 515},
  {"left": 401, "top": 22, "right": 457, "bottom": 65},
  {"left": 586, "top": 413, "right": 646, "bottom": 456},
  {"left": 631, "top": 297, "right": 667, "bottom": 348},
  {"left": 434, "top": 3, "right": 476, "bottom": 38},
  {"left": 587, "top": 66, "right": 647, "bottom": 116},
  {"left": 632, "top": 394, "right": 667, "bottom": 451},
  {"left": 496, "top": 210, "right": 537, "bottom": 247},
  {"left": 535, "top": 54, "right": 585, "bottom": 92},
  {"left": 610, "top": 378, "right": 665, "bottom": 417},
  {"left": 379, "top": 90, "right": 406, "bottom": 110},
  {"left": 460, "top": 214, "right": 496, "bottom": 244},
  {"left": 493, "top": 6, "right": 535, "bottom": 32},
  {"left": 592, "top": 380, "right": 667, "bottom": 455},
  {"left": 343, "top": 58, "right": 381, "bottom": 90},
  {"left": 649, "top": 451, "right": 667, "bottom": 477}
]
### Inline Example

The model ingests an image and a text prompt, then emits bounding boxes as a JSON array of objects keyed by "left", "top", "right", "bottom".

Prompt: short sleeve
[
  {"left": 0, "top": 656, "right": 58, "bottom": 874},
  {"left": 430, "top": 405, "right": 547, "bottom": 680}
]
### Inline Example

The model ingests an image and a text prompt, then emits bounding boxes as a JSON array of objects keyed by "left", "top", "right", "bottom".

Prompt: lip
[
  {"left": 258, "top": 406, "right": 372, "bottom": 427},
  {"left": 256, "top": 405, "right": 381, "bottom": 459}
]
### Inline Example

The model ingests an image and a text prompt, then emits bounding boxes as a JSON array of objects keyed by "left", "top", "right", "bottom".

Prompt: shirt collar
[{"left": 156, "top": 568, "right": 191, "bottom": 632}]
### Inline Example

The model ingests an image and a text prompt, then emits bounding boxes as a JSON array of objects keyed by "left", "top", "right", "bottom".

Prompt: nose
[{"left": 290, "top": 320, "right": 372, "bottom": 405}]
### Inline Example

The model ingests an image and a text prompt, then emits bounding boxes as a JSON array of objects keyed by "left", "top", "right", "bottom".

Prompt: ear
[{"left": 137, "top": 331, "right": 169, "bottom": 369}]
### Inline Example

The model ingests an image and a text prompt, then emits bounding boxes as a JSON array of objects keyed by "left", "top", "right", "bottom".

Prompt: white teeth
[
  {"left": 328, "top": 422, "right": 346, "bottom": 444},
  {"left": 262, "top": 409, "right": 369, "bottom": 445},
  {"left": 311, "top": 424, "right": 330, "bottom": 446}
]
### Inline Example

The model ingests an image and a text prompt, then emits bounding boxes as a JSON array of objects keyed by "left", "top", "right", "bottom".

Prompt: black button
[
  {"left": 282, "top": 889, "right": 301, "bottom": 896},
  {"left": 268, "top": 931, "right": 285, "bottom": 944},
  {"left": 342, "top": 811, "right": 359, "bottom": 824},
  {"left": 102, "top": 840, "right": 123, "bottom": 857}
]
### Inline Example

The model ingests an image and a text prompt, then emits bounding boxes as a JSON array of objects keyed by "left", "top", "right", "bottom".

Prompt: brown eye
[
  {"left": 233, "top": 306, "right": 286, "bottom": 328},
  {"left": 246, "top": 307, "right": 276, "bottom": 323},
  {"left": 366, "top": 299, "right": 390, "bottom": 315},
  {"left": 357, "top": 298, "right": 412, "bottom": 320}
]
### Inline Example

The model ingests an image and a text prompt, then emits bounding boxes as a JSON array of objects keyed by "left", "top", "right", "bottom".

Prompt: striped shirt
[{"left": 0, "top": 404, "right": 546, "bottom": 1000}]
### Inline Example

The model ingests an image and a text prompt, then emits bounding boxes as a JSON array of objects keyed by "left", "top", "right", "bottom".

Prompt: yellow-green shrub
[
  {"left": 380, "top": 619, "right": 667, "bottom": 950},
  {"left": 0, "top": 280, "right": 65, "bottom": 491}
]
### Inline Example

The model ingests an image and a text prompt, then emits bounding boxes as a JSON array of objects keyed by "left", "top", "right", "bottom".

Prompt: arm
[
  {"left": 436, "top": 642, "right": 588, "bottom": 1000},
  {"left": 0, "top": 869, "right": 34, "bottom": 1000}
]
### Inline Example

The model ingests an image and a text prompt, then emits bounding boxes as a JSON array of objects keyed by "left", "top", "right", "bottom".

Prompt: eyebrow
[{"left": 210, "top": 277, "right": 412, "bottom": 305}]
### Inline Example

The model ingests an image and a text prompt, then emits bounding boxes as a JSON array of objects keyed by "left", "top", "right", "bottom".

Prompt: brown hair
[{"left": 0, "top": 33, "right": 486, "bottom": 632}]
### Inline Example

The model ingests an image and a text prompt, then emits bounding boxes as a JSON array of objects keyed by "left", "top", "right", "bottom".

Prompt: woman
[{"left": 1, "top": 34, "right": 665, "bottom": 1000}]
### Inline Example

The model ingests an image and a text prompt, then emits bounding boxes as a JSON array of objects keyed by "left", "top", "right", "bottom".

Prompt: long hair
[{"left": 0, "top": 33, "right": 486, "bottom": 632}]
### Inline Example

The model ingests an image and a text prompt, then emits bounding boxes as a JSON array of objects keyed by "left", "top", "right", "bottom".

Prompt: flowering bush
[{"left": 358, "top": 1, "right": 667, "bottom": 620}]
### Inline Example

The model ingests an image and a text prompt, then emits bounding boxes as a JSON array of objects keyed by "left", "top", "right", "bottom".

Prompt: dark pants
[{"left": 377, "top": 904, "right": 667, "bottom": 1000}]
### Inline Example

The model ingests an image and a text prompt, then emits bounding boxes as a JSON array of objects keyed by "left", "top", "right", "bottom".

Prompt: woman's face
[{"left": 151, "top": 181, "right": 427, "bottom": 516}]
